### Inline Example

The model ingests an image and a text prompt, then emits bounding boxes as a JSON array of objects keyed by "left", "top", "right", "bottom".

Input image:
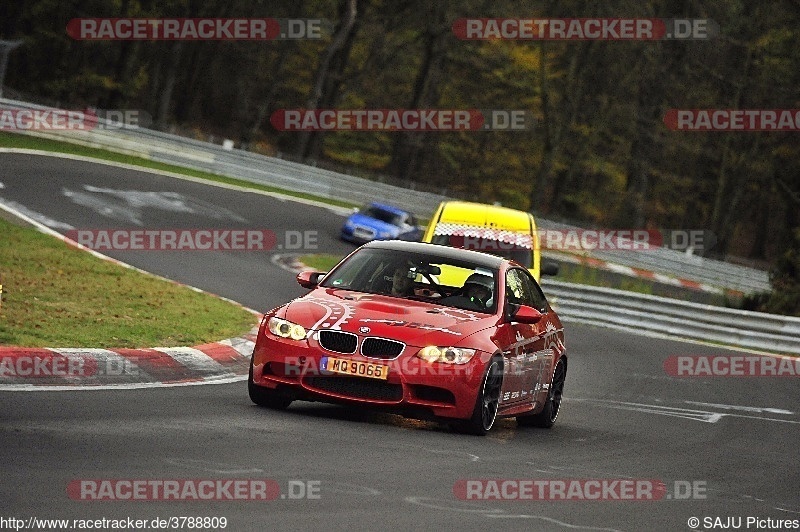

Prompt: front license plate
[{"left": 321, "top": 357, "right": 389, "bottom": 380}]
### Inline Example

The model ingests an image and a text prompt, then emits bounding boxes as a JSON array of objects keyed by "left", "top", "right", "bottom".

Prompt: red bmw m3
[{"left": 249, "top": 240, "right": 566, "bottom": 435}]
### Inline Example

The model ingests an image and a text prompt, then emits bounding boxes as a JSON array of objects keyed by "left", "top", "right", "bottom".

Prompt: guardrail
[
  {"left": 0, "top": 97, "right": 771, "bottom": 294},
  {"left": 543, "top": 279, "right": 800, "bottom": 355},
  {"left": 537, "top": 219, "right": 770, "bottom": 294}
]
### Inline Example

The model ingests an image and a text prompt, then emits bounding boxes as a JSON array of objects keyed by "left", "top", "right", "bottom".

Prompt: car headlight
[
  {"left": 268, "top": 317, "right": 307, "bottom": 340},
  {"left": 416, "top": 346, "right": 477, "bottom": 364}
]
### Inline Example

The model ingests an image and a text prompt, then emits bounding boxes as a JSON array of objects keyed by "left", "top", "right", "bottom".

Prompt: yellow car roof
[{"left": 438, "top": 201, "right": 533, "bottom": 232}]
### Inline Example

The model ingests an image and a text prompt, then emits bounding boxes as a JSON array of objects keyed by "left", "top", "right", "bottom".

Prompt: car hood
[
  {"left": 283, "top": 288, "right": 497, "bottom": 347},
  {"left": 346, "top": 213, "right": 399, "bottom": 234}
]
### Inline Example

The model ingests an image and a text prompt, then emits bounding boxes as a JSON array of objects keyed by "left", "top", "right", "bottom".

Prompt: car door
[
  {"left": 497, "top": 268, "right": 553, "bottom": 409},
  {"left": 519, "top": 270, "right": 560, "bottom": 408}
]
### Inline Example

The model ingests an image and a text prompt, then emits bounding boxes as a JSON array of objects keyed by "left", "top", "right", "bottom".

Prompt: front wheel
[
  {"left": 518, "top": 358, "right": 566, "bottom": 429},
  {"left": 248, "top": 360, "right": 293, "bottom": 410},
  {"left": 457, "top": 356, "right": 504, "bottom": 436}
]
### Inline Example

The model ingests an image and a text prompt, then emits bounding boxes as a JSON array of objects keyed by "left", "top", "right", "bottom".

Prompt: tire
[
  {"left": 457, "top": 356, "right": 504, "bottom": 436},
  {"left": 518, "top": 357, "right": 566, "bottom": 429},
  {"left": 248, "top": 360, "right": 293, "bottom": 410}
]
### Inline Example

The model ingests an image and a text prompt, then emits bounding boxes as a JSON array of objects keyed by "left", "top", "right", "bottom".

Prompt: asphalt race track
[{"left": 1, "top": 152, "right": 798, "bottom": 532}]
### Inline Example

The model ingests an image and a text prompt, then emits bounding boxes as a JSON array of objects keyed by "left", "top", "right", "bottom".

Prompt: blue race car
[{"left": 341, "top": 202, "right": 423, "bottom": 243}]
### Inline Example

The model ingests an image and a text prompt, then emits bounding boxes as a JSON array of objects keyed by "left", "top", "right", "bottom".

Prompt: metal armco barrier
[
  {"left": 542, "top": 279, "right": 800, "bottom": 355},
  {"left": 0, "top": 97, "right": 771, "bottom": 294}
]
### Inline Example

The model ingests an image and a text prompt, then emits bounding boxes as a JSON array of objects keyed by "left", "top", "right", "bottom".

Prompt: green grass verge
[
  {"left": 298, "top": 253, "right": 344, "bottom": 272},
  {"left": 0, "top": 131, "right": 358, "bottom": 209},
  {"left": 554, "top": 262, "right": 654, "bottom": 294},
  {"left": 0, "top": 217, "right": 258, "bottom": 348}
]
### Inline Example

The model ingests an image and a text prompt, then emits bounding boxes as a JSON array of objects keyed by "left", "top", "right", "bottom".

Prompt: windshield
[
  {"left": 361, "top": 205, "right": 405, "bottom": 227},
  {"left": 431, "top": 234, "right": 532, "bottom": 268},
  {"left": 321, "top": 247, "right": 498, "bottom": 314}
]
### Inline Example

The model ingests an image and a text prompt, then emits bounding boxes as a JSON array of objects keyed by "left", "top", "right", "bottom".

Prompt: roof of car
[
  {"left": 366, "top": 202, "right": 409, "bottom": 215},
  {"left": 363, "top": 239, "right": 507, "bottom": 269},
  {"left": 437, "top": 201, "right": 532, "bottom": 230}
]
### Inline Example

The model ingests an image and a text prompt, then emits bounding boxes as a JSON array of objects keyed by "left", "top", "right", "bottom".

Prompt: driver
[
  {"left": 390, "top": 264, "right": 416, "bottom": 296},
  {"left": 439, "top": 273, "right": 494, "bottom": 311},
  {"left": 461, "top": 273, "right": 493, "bottom": 308}
]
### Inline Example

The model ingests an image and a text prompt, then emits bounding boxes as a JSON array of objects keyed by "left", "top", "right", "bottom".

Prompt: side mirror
[
  {"left": 541, "top": 261, "right": 559, "bottom": 276},
  {"left": 513, "top": 304, "right": 543, "bottom": 324},
  {"left": 296, "top": 270, "right": 325, "bottom": 289}
]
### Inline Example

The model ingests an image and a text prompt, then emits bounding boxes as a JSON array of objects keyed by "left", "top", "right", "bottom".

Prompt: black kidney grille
[
  {"left": 305, "top": 376, "right": 403, "bottom": 402},
  {"left": 318, "top": 330, "right": 357, "bottom": 354},
  {"left": 361, "top": 338, "right": 405, "bottom": 359}
]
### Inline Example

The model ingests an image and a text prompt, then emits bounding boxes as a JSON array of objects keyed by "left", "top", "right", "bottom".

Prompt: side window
[
  {"left": 522, "top": 271, "right": 548, "bottom": 312},
  {"left": 506, "top": 269, "right": 533, "bottom": 307},
  {"left": 506, "top": 268, "right": 548, "bottom": 312}
]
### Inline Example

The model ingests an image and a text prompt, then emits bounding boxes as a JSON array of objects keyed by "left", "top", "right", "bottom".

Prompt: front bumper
[
  {"left": 251, "top": 331, "right": 489, "bottom": 420},
  {"left": 340, "top": 225, "right": 377, "bottom": 243}
]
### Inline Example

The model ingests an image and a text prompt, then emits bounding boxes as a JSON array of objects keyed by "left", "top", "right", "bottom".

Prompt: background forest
[{"left": 2, "top": 0, "right": 799, "bottom": 312}]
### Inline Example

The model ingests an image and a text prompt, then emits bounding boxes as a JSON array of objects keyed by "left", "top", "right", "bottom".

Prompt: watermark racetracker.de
[
  {"left": 664, "top": 109, "right": 800, "bottom": 131},
  {"left": 0, "top": 107, "right": 150, "bottom": 131},
  {"left": 270, "top": 109, "right": 534, "bottom": 131},
  {"left": 0, "top": 352, "right": 138, "bottom": 378},
  {"left": 67, "top": 478, "right": 322, "bottom": 501},
  {"left": 65, "top": 229, "right": 319, "bottom": 251},
  {"left": 436, "top": 229, "right": 716, "bottom": 253},
  {"left": 452, "top": 18, "right": 719, "bottom": 40},
  {"left": 453, "top": 478, "right": 708, "bottom": 501},
  {"left": 664, "top": 355, "right": 800, "bottom": 377},
  {"left": 66, "top": 18, "right": 331, "bottom": 40}
]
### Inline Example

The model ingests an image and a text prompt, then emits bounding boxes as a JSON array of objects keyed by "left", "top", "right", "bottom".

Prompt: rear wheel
[
  {"left": 457, "top": 356, "right": 503, "bottom": 436},
  {"left": 518, "top": 358, "right": 566, "bottom": 428},
  {"left": 248, "top": 360, "right": 292, "bottom": 410}
]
